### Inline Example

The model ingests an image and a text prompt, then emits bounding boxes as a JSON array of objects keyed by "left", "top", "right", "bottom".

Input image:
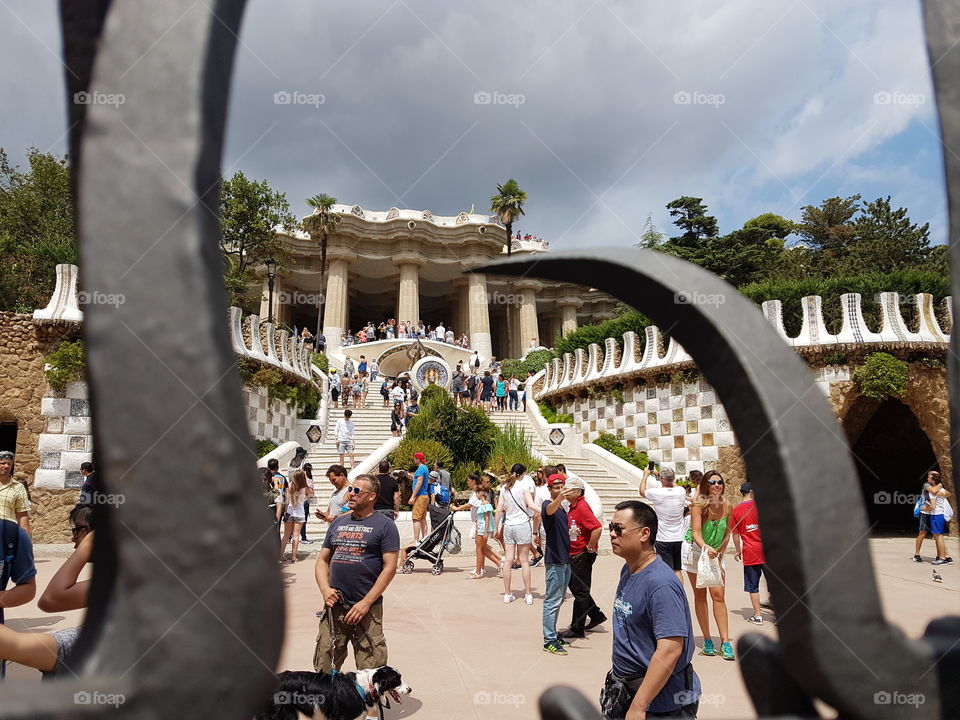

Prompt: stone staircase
[{"left": 486, "top": 410, "right": 638, "bottom": 549}]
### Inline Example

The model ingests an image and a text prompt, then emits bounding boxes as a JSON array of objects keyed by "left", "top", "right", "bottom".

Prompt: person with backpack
[
  {"left": 380, "top": 378, "right": 391, "bottom": 408},
  {"left": 914, "top": 470, "right": 954, "bottom": 565}
]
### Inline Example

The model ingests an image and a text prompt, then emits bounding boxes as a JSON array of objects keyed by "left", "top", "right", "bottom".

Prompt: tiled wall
[
  {"left": 35, "top": 381, "right": 93, "bottom": 489},
  {"left": 241, "top": 384, "right": 299, "bottom": 444},
  {"left": 558, "top": 369, "right": 848, "bottom": 474}
]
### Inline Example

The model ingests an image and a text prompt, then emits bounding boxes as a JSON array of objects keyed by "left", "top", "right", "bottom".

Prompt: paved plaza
[{"left": 10, "top": 536, "right": 957, "bottom": 718}]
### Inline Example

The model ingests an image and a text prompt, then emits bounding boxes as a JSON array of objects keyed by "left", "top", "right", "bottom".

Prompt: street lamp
[{"left": 265, "top": 258, "right": 277, "bottom": 325}]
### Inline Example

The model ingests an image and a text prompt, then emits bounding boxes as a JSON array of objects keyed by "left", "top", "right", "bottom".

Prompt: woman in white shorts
[{"left": 495, "top": 463, "right": 540, "bottom": 605}]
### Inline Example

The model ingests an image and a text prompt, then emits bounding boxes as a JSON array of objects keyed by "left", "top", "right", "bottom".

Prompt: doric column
[
  {"left": 393, "top": 252, "right": 426, "bottom": 326},
  {"left": 452, "top": 278, "right": 470, "bottom": 341},
  {"left": 322, "top": 252, "right": 353, "bottom": 357},
  {"left": 557, "top": 296, "right": 584, "bottom": 336},
  {"left": 516, "top": 280, "right": 544, "bottom": 352},
  {"left": 465, "top": 270, "right": 492, "bottom": 361}
]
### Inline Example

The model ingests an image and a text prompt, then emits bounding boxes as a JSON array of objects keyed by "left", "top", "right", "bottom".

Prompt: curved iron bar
[
  {"left": 1, "top": 1, "right": 285, "bottom": 718},
  {"left": 478, "top": 250, "right": 952, "bottom": 719}
]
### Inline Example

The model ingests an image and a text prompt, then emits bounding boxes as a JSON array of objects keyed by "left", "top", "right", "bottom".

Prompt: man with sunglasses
[
  {"left": 603, "top": 500, "right": 700, "bottom": 719},
  {"left": 314, "top": 474, "right": 400, "bottom": 673}
]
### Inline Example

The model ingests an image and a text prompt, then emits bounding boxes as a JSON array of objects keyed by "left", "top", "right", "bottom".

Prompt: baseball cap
[
  {"left": 413, "top": 452, "right": 426, "bottom": 462},
  {"left": 740, "top": 482, "right": 752, "bottom": 495},
  {"left": 429, "top": 471, "right": 440, "bottom": 480},
  {"left": 547, "top": 474, "right": 565, "bottom": 486},
  {"left": 565, "top": 477, "right": 585, "bottom": 491}
]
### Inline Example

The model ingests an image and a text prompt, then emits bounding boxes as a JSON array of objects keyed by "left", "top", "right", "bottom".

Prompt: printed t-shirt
[
  {"left": 374, "top": 473, "right": 399, "bottom": 512},
  {"left": 612, "top": 561, "right": 700, "bottom": 713},
  {"left": 413, "top": 464, "right": 430, "bottom": 496},
  {"left": 731, "top": 500, "right": 765, "bottom": 565},
  {"left": 324, "top": 511, "right": 401, "bottom": 605},
  {"left": 568, "top": 499, "right": 602, "bottom": 555},
  {"left": 541, "top": 500, "right": 570, "bottom": 565},
  {"left": 644, "top": 486, "right": 687, "bottom": 543}
]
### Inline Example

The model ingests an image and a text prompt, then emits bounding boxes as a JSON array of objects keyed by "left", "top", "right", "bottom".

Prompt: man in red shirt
[
  {"left": 731, "top": 483, "right": 768, "bottom": 625},
  {"left": 560, "top": 478, "right": 606, "bottom": 639}
]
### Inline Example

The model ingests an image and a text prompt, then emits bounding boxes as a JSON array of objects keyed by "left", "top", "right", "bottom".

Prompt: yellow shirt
[{"left": 0, "top": 479, "right": 29, "bottom": 523}]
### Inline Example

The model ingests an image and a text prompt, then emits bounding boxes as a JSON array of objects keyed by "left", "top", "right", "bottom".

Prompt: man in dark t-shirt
[
  {"left": 0, "top": 518, "right": 38, "bottom": 677},
  {"left": 373, "top": 460, "right": 400, "bottom": 520},
  {"left": 314, "top": 474, "right": 400, "bottom": 673},
  {"left": 541, "top": 474, "right": 572, "bottom": 655}
]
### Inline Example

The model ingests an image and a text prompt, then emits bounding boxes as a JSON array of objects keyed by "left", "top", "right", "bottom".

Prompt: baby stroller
[{"left": 400, "top": 504, "right": 461, "bottom": 575}]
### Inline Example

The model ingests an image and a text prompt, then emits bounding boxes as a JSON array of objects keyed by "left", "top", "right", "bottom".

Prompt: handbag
[
  {"left": 944, "top": 500, "right": 954, "bottom": 523},
  {"left": 599, "top": 670, "right": 644, "bottom": 719},
  {"left": 913, "top": 495, "right": 924, "bottom": 518},
  {"left": 696, "top": 547, "right": 724, "bottom": 588}
]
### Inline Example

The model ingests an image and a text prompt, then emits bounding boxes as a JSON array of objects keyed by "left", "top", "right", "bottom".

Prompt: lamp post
[{"left": 266, "top": 258, "right": 277, "bottom": 325}]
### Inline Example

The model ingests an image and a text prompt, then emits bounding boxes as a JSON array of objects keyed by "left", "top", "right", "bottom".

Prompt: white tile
[
  {"left": 700, "top": 446, "right": 719, "bottom": 461},
  {"left": 672, "top": 448, "right": 688, "bottom": 462},
  {"left": 698, "top": 391, "right": 716, "bottom": 406},
  {"left": 699, "top": 418, "right": 716, "bottom": 434},
  {"left": 60, "top": 451, "right": 93, "bottom": 471},
  {"left": 685, "top": 433, "right": 702, "bottom": 449},
  {"left": 657, "top": 410, "right": 672, "bottom": 424},
  {"left": 714, "top": 431, "right": 735, "bottom": 446},
  {"left": 35, "top": 469, "right": 66, "bottom": 489},
  {"left": 65, "top": 381, "right": 88, "bottom": 399},
  {"left": 63, "top": 417, "right": 91, "bottom": 434},
  {"left": 671, "top": 422, "right": 685, "bottom": 436},
  {"left": 683, "top": 406, "right": 700, "bottom": 421},
  {"left": 41, "top": 398, "right": 71, "bottom": 418},
  {"left": 669, "top": 394, "right": 683, "bottom": 409},
  {"left": 38, "top": 433, "right": 70, "bottom": 452}
]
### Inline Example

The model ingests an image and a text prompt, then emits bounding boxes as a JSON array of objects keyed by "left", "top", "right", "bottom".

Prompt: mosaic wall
[
  {"left": 241, "top": 384, "right": 299, "bottom": 444},
  {"left": 35, "top": 381, "right": 93, "bottom": 490}
]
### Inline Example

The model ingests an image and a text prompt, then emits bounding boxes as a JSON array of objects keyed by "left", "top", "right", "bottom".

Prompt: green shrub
[
  {"left": 854, "top": 352, "right": 908, "bottom": 402},
  {"left": 537, "top": 401, "right": 573, "bottom": 425},
  {"left": 390, "top": 436, "right": 453, "bottom": 471},
  {"left": 242, "top": 361, "right": 320, "bottom": 418},
  {"left": 554, "top": 310, "right": 651, "bottom": 358},
  {"left": 419, "top": 383, "right": 448, "bottom": 404},
  {"left": 44, "top": 340, "right": 86, "bottom": 393},
  {"left": 312, "top": 353, "right": 329, "bottom": 374},
  {"left": 823, "top": 352, "right": 848, "bottom": 366},
  {"left": 671, "top": 369, "right": 701, "bottom": 385},
  {"left": 593, "top": 432, "right": 649, "bottom": 470},
  {"left": 451, "top": 461, "right": 483, "bottom": 491},
  {"left": 501, "top": 349, "right": 556, "bottom": 380},
  {"left": 255, "top": 439, "right": 278, "bottom": 458},
  {"left": 487, "top": 423, "right": 542, "bottom": 477},
  {"left": 406, "top": 390, "right": 497, "bottom": 467}
]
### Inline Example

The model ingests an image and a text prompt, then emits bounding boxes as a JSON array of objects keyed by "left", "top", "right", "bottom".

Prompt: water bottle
[{"left": 569, "top": 520, "right": 580, "bottom": 541}]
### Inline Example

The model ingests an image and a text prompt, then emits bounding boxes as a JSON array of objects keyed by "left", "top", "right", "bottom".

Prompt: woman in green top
[{"left": 682, "top": 470, "right": 734, "bottom": 660}]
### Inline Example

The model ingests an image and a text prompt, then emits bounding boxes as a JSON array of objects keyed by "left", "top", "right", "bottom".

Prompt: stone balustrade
[{"left": 539, "top": 292, "right": 951, "bottom": 397}]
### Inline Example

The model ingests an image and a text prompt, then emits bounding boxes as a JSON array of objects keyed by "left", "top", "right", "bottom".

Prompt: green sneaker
[
  {"left": 701, "top": 638, "right": 715, "bottom": 656},
  {"left": 720, "top": 641, "right": 735, "bottom": 661},
  {"left": 556, "top": 637, "right": 567, "bottom": 646},
  {"left": 543, "top": 641, "right": 568, "bottom": 656}
]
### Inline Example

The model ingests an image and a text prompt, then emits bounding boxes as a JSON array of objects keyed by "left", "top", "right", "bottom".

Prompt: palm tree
[
  {"left": 490, "top": 178, "right": 527, "bottom": 257},
  {"left": 304, "top": 193, "right": 337, "bottom": 338},
  {"left": 490, "top": 179, "right": 528, "bottom": 357}
]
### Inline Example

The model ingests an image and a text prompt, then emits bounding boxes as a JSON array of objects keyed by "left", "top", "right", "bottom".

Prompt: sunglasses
[
  {"left": 708, "top": 479, "right": 725, "bottom": 486},
  {"left": 346, "top": 486, "right": 368, "bottom": 495},
  {"left": 71, "top": 525, "right": 91, "bottom": 534},
  {"left": 608, "top": 523, "right": 643, "bottom": 537}
]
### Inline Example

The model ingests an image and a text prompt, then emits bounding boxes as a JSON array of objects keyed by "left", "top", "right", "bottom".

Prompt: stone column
[
  {"left": 322, "top": 253, "right": 353, "bottom": 357},
  {"left": 516, "top": 280, "right": 544, "bottom": 352},
  {"left": 452, "top": 278, "right": 470, "bottom": 340},
  {"left": 465, "top": 270, "right": 492, "bottom": 361},
  {"left": 393, "top": 252, "right": 426, "bottom": 326},
  {"left": 557, "top": 296, "right": 584, "bottom": 336}
]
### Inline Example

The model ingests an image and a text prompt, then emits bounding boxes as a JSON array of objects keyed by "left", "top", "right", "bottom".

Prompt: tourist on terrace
[
  {"left": 436, "top": 321, "right": 445, "bottom": 341},
  {"left": 480, "top": 370, "right": 495, "bottom": 411},
  {"left": 488, "top": 356, "right": 501, "bottom": 381},
  {"left": 300, "top": 463, "right": 315, "bottom": 544},
  {"left": 339, "top": 372, "right": 352, "bottom": 408},
  {"left": 344, "top": 330, "right": 355, "bottom": 346},
  {"left": 358, "top": 355, "right": 368, "bottom": 379},
  {"left": 374, "top": 460, "right": 400, "bottom": 521},
  {"left": 329, "top": 371, "right": 341, "bottom": 408},
  {"left": 380, "top": 378, "right": 391, "bottom": 408},
  {"left": 315, "top": 332, "right": 325, "bottom": 352},
  {"left": 495, "top": 374, "right": 507, "bottom": 412},
  {"left": 389, "top": 382, "right": 405, "bottom": 409},
  {"left": 357, "top": 328, "right": 368, "bottom": 343},
  {"left": 335, "top": 410, "right": 356, "bottom": 469},
  {"left": 496, "top": 463, "right": 539, "bottom": 605},
  {"left": 467, "top": 372, "right": 479, "bottom": 407},
  {"left": 301, "top": 327, "right": 314, "bottom": 346},
  {"left": 315, "top": 464, "right": 350, "bottom": 523},
  {"left": 458, "top": 333, "right": 469, "bottom": 348},
  {"left": 385, "top": 321, "right": 395, "bottom": 340},
  {"left": 445, "top": 328, "right": 455, "bottom": 344},
  {"left": 452, "top": 363, "right": 466, "bottom": 406},
  {"left": 681, "top": 470, "right": 735, "bottom": 661},
  {"left": 522, "top": 370, "right": 536, "bottom": 412},
  {"left": 639, "top": 467, "right": 686, "bottom": 583},
  {"left": 451, "top": 473, "right": 502, "bottom": 579},
  {"left": 353, "top": 375, "right": 367, "bottom": 409},
  {"left": 469, "top": 349, "right": 481, "bottom": 375},
  {"left": 369, "top": 358, "right": 379, "bottom": 382},
  {"left": 280, "top": 470, "right": 313, "bottom": 563},
  {"left": 405, "top": 396, "right": 420, "bottom": 426}
]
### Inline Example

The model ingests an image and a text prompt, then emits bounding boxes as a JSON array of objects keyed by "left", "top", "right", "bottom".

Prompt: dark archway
[
  {"left": 850, "top": 399, "right": 938, "bottom": 534},
  {"left": 0, "top": 422, "right": 16, "bottom": 454}
]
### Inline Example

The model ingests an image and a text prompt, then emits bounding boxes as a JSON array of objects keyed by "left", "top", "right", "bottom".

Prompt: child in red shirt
[{"left": 731, "top": 482, "right": 768, "bottom": 624}]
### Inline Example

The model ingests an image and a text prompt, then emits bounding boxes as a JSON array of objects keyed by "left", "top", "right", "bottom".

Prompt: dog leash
[{"left": 324, "top": 592, "right": 390, "bottom": 720}]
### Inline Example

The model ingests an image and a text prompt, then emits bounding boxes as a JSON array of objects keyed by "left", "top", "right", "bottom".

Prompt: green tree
[
  {"left": 743, "top": 212, "right": 794, "bottom": 242},
  {"left": 636, "top": 213, "right": 666, "bottom": 248},
  {"left": 219, "top": 171, "right": 297, "bottom": 308},
  {"left": 664, "top": 196, "right": 719, "bottom": 247},
  {"left": 304, "top": 193, "right": 338, "bottom": 336},
  {"left": 843, "top": 196, "right": 930, "bottom": 274},
  {"left": 0, "top": 148, "right": 77, "bottom": 312},
  {"left": 490, "top": 178, "right": 527, "bottom": 258},
  {"left": 797, "top": 194, "right": 861, "bottom": 255}
]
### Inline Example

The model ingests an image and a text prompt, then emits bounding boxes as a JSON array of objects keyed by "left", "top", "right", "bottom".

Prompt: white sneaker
[
  {"left": 503, "top": 593, "right": 516, "bottom": 604},
  {"left": 524, "top": 594, "right": 534, "bottom": 605}
]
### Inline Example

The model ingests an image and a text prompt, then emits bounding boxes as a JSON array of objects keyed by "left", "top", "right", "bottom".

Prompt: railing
[{"left": 540, "top": 292, "right": 951, "bottom": 395}]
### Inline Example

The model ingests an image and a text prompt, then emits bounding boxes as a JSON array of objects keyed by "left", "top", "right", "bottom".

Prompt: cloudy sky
[{"left": 1, "top": 0, "right": 949, "bottom": 249}]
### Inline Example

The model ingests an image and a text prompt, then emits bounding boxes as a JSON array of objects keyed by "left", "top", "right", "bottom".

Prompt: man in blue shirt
[
  {"left": 604, "top": 500, "right": 701, "bottom": 718},
  {"left": 541, "top": 474, "right": 573, "bottom": 655},
  {"left": 1, "top": 517, "right": 38, "bottom": 677},
  {"left": 410, "top": 452, "right": 430, "bottom": 543}
]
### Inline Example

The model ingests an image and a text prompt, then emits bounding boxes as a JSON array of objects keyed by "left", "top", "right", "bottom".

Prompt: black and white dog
[{"left": 257, "top": 666, "right": 412, "bottom": 720}]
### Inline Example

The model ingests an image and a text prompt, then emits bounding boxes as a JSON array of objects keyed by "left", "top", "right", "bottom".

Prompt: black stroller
[{"left": 400, "top": 503, "right": 461, "bottom": 575}]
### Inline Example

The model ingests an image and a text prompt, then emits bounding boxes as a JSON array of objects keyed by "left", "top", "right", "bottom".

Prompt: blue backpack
[{"left": 432, "top": 483, "right": 451, "bottom": 505}]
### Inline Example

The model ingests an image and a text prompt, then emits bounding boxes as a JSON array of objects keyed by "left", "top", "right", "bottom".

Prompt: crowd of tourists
[{"left": 337, "top": 320, "right": 469, "bottom": 348}]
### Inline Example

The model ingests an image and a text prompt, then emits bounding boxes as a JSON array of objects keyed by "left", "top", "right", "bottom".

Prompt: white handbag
[{"left": 696, "top": 548, "right": 724, "bottom": 588}]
